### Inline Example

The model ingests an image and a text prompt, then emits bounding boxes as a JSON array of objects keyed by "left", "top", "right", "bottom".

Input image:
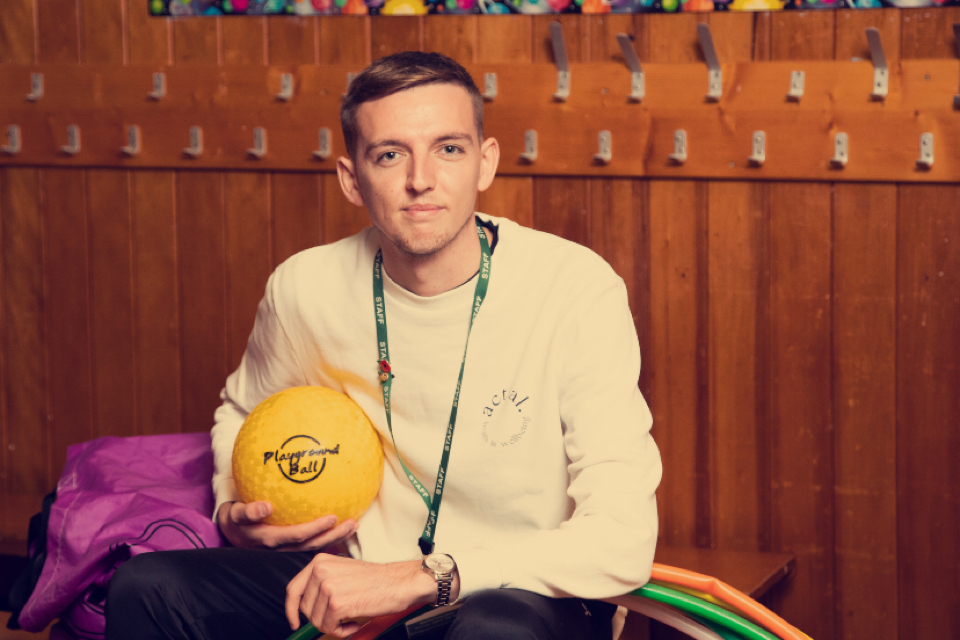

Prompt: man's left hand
[{"left": 284, "top": 554, "right": 439, "bottom": 638}]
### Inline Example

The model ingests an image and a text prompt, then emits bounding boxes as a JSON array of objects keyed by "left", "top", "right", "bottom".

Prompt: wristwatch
[{"left": 421, "top": 552, "right": 456, "bottom": 607}]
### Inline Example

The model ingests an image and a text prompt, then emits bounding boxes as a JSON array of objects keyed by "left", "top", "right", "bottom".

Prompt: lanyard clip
[
  {"left": 379, "top": 359, "right": 392, "bottom": 383},
  {"left": 419, "top": 538, "right": 435, "bottom": 555}
]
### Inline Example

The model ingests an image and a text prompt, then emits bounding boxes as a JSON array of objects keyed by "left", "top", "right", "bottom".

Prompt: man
[{"left": 106, "top": 51, "right": 660, "bottom": 640}]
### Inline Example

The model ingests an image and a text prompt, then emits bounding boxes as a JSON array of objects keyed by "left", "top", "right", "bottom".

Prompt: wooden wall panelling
[
  {"left": 87, "top": 169, "right": 137, "bottom": 440},
  {"left": 768, "top": 10, "right": 835, "bottom": 61},
  {"left": 42, "top": 168, "right": 94, "bottom": 483},
  {"left": 647, "top": 180, "right": 705, "bottom": 549},
  {"left": 176, "top": 172, "right": 227, "bottom": 433},
  {"left": 269, "top": 16, "right": 318, "bottom": 65},
  {"left": 270, "top": 16, "right": 324, "bottom": 268},
  {"left": 222, "top": 19, "right": 270, "bottom": 375},
  {"left": 766, "top": 182, "right": 835, "bottom": 640},
  {"left": 707, "top": 181, "right": 767, "bottom": 553},
  {"left": 37, "top": 0, "right": 81, "bottom": 65},
  {"left": 900, "top": 6, "right": 960, "bottom": 58},
  {"left": 0, "top": 0, "right": 36, "bottom": 64},
  {"left": 83, "top": 0, "right": 127, "bottom": 64},
  {"left": 473, "top": 15, "right": 533, "bottom": 232},
  {"left": 126, "top": 0, "right": 171, "bottom": 65},
  {"left": 423, "top": 15, "right": 477, "bottom": 61},
  {"left": 896, "top": 183, "right": 960, "bottom": 640},
  {"left": 224, "top": 172, "right": 272, "bottom": 372},
  {"left": 131, "top": 170, "right": 181, "bottom": 435},
  {"left": 703, "top": 12, "right": 754, "bottom": 64},
  {"left": 318, "top": 17, "right": 370, "bottom": 67},
  {"left": 320, "top": 15, "right": 374, "bottom": 245},
  {"left": 0, "top": 168, "right": 47, "bottom": 496},
  {"left": 835, "top": 8, "right": 900, "bottom": 64},
  {"left": 172, "top": 14, "right": 221, "bottom": 64},
  {"left": 371, "top": 16, "right": 423, "bottom": 58},
  {"left": 832, "top": 183, "right": 897, "bottom": 640}
]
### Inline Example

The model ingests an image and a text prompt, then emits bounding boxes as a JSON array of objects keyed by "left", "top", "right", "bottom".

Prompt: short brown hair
[{"left": 340, "top": 51, "right": 484, "bottom": 159}]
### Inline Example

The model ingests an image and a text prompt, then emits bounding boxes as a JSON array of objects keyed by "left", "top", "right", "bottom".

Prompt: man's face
[{"left": 337, "top": 83, "right": 499, "bottom": 258}]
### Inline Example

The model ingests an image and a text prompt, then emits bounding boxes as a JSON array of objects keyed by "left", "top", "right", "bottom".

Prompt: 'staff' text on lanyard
[{"left": 373, "top": 221, "right": 491, "bottom": 555}]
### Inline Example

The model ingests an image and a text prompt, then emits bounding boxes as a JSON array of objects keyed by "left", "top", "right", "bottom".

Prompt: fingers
[
  {"left": 285, "top": 566, "right": 309, "bottom": 630},
  {"left": 232, "top": 501, "right": 273, "bottom": 525},
  {"left": 283, "top": 519, "right": 357, "bottom": 552}
]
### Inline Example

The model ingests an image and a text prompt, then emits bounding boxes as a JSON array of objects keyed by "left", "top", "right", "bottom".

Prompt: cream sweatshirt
[{"left": 211, "top": 214, "right": 661, "bottom": 600}]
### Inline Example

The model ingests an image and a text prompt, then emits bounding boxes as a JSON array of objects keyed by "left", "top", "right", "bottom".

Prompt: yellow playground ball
[{"left": 232, "top": 386, "right": 384, "bottom": 526}]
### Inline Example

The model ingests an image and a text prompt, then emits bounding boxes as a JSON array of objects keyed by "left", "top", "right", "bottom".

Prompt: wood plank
[
  {"left": 131, "top": 170, "right": 180, "bottom": 435},
  {"left": 0, "top": 169, "right": 47, "bottom": 495},
  {"left": 707, "top": 181, "right": 767, "bottom": 552},
  {"left": 126, "top": 0, "right": 170, "bottom": 65},
  {"left": 647, "top": 13, "right": 701, "bottom": 64},
  {"left": 654, "top": 546, "right": 795, "bottom": 598},
  {"left": 833, "top": 183, "right": 897, "bottom": 640},
  {"left": 224, "top": 172, "right": 272, "bottom": 372},
  {"left": 319, "top": 17, "right": 369, "bottom": 66},
  {"left": 177, "top": 172, "right": 227, "bottom": 433},
  {"left": 532, "top": 15, "right": 586, "bottom": 64},
  {"left": 900, "top": 7, "right": 960, "bottom": 59},
  {"left": 705, "top": 12, "right": 754, "bottom": 63},
  {"left": 766, "top": 182, "right": 834, "bottom": 640},
  {"left": 585, "top": 15, "right": 635, "bottom": 64},
  {"left": 268, "top": 16, "right": 317, "bottom": 65},
  {"left": 834, "top": 8, "right": 900, "bottom": 64},
  {"left": 82, "top": 0, "right": 126, "bottom": 65},
  {"left": 423, "top": 15, "right": 477, "bottom": 62},
  {"left": 272, "top": 173, "right": 322, "bottom": 269},
  {"left": 896, "top": 183, "right": 960, "bottom": 640},
  {"left": 37, "top": 0, "right": 81, "bottom": 64},
  {"left": 323, "top": 173, "right": 368, "bottom": 244},
  {"left": 647, "top": 179, "right": 704, "bottom": 548},
  {"left": 172, "top": 15, "right": 220, "bottom": 64},
  {"left": 222, "top": 17, "right": 267, "bottom": 67},
  {"left": 0, "top": 0, "right": 37, "bottom": 64},
  {"left": 41, "top": 168, "right": 93, "bottom": 484},
  {"left": 87, "top": 169, "right": 136, "bottom": 439},
  {"left": 476, "top": 15, "right": 531, "bottom": 64},
  {"left": 371, "top": 16, "right": 422, "bottom": 58},
  {"left": 532, "top": 178, "right": 589, "bottom": 246},
  {"left": 477, "top": 176, "right": 533, "bottom": 229},
  {"left": 768, "top": 10, "right": 835, "bottom": 61}
]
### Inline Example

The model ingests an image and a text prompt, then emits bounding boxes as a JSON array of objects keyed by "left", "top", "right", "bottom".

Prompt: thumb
[{"left": 235, "top": 501, "right": 273, "bottom": 525}]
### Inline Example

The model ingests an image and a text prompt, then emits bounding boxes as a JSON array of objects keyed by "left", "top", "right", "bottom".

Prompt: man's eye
[
  {"left": 442, "top": 145, "right": 462, "bottom": 155},
  {"left": 379, "top": 151, "right": 400, "bottom": 162}
]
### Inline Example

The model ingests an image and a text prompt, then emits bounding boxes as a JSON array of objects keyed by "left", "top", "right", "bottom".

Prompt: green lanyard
[{"left": 373, "top": 221, "right": 492, "bottom": 555}]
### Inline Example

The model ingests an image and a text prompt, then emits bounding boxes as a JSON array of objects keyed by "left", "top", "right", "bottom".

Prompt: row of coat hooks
[
  {"left": 0, "top": 119, "right": 939, "bottom": 170},
  {"left": 6, "top": 23, "right": 960, "bottom": 108}
]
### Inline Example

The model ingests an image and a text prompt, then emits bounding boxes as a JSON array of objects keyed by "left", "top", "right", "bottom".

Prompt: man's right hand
[{"left": 217, "top": 501, "right": 358, "bottom": 551}]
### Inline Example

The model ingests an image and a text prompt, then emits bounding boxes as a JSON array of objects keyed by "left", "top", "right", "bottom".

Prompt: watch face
[{"left": 425, "top": 553, "right": 455, "bottom": 573}]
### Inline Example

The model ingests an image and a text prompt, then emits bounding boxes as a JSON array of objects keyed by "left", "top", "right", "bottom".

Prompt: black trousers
[{"left": 105, "top": 548, "right": 616, "bottom": 640}]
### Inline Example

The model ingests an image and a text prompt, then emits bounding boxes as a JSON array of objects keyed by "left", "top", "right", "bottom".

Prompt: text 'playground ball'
[{"left": 232, "top": 386, "right": 384, "bottom": 526}]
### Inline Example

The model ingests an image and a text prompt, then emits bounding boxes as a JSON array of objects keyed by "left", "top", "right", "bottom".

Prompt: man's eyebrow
[{"left": 365, "top": 132, "right": 474, "bottom": 155}]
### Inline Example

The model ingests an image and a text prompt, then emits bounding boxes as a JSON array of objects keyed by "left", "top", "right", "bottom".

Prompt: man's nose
[{"left": 406, "top": 155, "right": 435, "bottom": 193}]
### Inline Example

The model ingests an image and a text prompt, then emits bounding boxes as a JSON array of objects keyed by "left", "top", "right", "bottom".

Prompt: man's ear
[
  {"left": 477, "top": 137, "right": 500, "bottom": 193},
  {"left": 337, "top": 155, "right": 366, "bottom": 207}
]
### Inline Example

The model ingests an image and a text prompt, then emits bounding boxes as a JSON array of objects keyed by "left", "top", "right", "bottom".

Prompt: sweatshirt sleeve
[
  {"left": 210, "top": 267, "right": 307, "bottom": 519},
  {"left": 451, "top": 276, "right": 661, "bottom": 600}
]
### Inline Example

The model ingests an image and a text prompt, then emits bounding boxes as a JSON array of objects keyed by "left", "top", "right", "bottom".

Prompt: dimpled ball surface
[{"left": 232, "top": 386, "right": 384, "bottom": 526}]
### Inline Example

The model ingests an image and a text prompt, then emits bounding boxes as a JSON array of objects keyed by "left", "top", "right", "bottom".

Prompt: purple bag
[{"left": 16, "top": 433, "right": 225, "bottom": 639}]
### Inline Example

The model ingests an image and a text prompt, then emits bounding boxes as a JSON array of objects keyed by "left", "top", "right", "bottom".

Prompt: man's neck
[{"left": 378, "top": 221, "right": 481, "bottom": 298}]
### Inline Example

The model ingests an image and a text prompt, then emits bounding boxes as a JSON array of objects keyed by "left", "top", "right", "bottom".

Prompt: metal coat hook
[
  {"left": 121, "top": 125, "right": 142, "bottom": 156},
  {"left": 830, "top": 132, "right": 849, "bottom": 168},
  {"left": 616, "top": 33, "right": 645, "bottom": 102},
  {"left": 550, "top": 22, "right": 570, "bottom": 101},
  {"left": 148, "top": 72, "right": 166, "bottom": 100},
  {"left": 481, "top": 73, "right": 497, "bottom": 101},
  {"left": 519, "top": 130, "right": 537, "bottom": 163},
  {"left": 953, "top": 24, "right": 960, "bottom": 109},
  {"left": 184, "top": 126, "right": 203, "bottom": 158},
  {"left": 276, "top": 73, "right": 294, "bottom": 101},
  {"left": 748, "top": 131, "right": 766, "bottom": 166},
  {"left": 61, "top": 125, "right": 81, "bottom": 156},
  {"left": 866, "top": 28, "right": 888, "bottom": 100},
  {"left": 594, "top": 131, "right": 612, "bottom": 165},
  {"left": 2, "top": 125, "right": 21, "bottom": 155},
  {"left": 786, "top": 71, "right": 805, "bottom": 101},
  {"left": 313, "top": 127, "right": 332, "bottom": 160},
  {"left": 27, "top": 72, "right": 43, "bottom": 101},
  {"left": 916, "top": 132, "right": 934, "bottom": 169},
  {"left": 697, "top": 23, "right": 723, "bottom": 102},
  {"left": 668, "top": 130, "right": 687, "bottom": 164},
  {"left": 248, "top": 127, "right": 267, "bottom": 159}
]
